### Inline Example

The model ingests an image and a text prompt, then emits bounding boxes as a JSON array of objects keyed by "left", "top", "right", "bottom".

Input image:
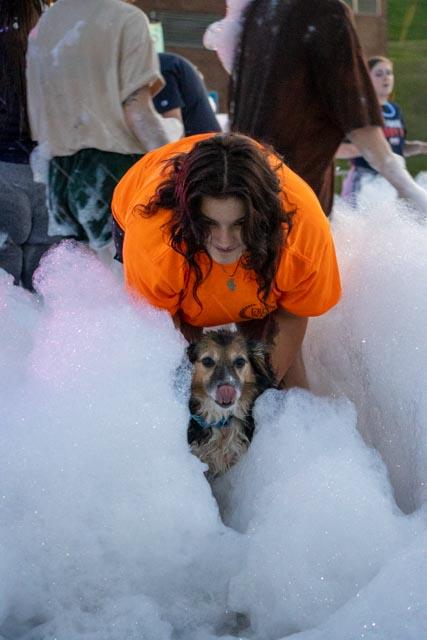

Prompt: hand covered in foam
[
  {"left": 405, "top": 183, "right": 427, "bottom": 215},
  {"left": 387, "top": 153, "right": 427, "bottom": 215},
  {"left": 203, "top": 0, "right": 253, "bottom": 74}
]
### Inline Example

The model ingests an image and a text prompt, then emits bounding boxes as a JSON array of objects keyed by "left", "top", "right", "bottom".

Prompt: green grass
[
  {"left": 388, "top": 1, "right": 427, "bottom": 176},
  {"left": 388, "top": 40, "right": 427, "bottom": 176},
  {"left": 388, "top": 0, "right": 427, "bottom": 42}
]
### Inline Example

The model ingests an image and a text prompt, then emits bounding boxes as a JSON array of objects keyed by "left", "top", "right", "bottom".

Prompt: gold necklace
[{"left": 220, "top": 259, "right": 241, "bottom": 292}]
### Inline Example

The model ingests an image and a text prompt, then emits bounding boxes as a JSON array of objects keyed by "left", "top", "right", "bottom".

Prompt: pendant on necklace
[{"left": 227, "top": 278, "right": 237, "bottom": 292}]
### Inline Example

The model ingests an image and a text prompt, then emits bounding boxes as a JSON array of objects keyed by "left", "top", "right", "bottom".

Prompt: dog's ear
[
  {"left": 247, "top": 339, "right": 275, "bottom": 388},
  {"left": 187, "top": 342, "right": 198, "bottom": 364}
]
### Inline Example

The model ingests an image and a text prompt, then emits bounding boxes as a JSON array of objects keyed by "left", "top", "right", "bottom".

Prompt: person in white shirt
[{"left": 26, "top": 0, "right": 183, "bottom": 249}]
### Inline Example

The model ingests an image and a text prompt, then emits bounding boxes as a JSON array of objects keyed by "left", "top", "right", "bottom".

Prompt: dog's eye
[
  {"left": 234, "top": 357, "right": 246, "bottom": 369},
  {"left": 201, "top": 356, "right": 215, "bottom": 368}
]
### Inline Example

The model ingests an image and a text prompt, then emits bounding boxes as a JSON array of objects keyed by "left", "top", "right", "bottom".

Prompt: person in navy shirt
[
  {"left": 154, "top": 52, "right": 221, "bottom": 136},
  {"left": 338, "top": 56, "right": 427, "bottom": 198}
]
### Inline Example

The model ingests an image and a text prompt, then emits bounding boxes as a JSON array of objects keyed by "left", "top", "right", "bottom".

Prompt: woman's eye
[
  {"left": 201, "top": 357, "right": 215, "bottom": 368},
  {"left": 234, "top": 357, "right": 246, "bottom": 369}
]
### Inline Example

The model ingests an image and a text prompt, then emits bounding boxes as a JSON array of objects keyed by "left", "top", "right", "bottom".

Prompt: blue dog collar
[{"left": 190, "top": 413, "right": 232, "bottom": 430}]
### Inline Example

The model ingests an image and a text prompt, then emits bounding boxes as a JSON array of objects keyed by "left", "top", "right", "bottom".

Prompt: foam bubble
[{"left": 0, "top": 185, "right": 426, "bottom": 638}]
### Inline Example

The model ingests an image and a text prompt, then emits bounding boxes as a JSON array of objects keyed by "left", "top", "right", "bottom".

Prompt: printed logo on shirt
[
  {"left": 239, "top": 303, "right": 276, "bottom": 320},
  {"left": 383, "top": 126, "right": 405, "bottom": 139},
  {"left": 385, "top": 119, "right": 402, "bottom": 128}
]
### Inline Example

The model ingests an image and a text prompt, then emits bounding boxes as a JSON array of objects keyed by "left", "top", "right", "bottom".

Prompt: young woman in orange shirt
[{"left": 112, "top": 133, "right": 341, "bottom": 388}]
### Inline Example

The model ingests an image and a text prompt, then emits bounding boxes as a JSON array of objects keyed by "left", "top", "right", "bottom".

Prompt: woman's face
[
  {"left": 200, "top": 196, "right": 246, "bottom": 264},
  {"left": 370, "top": 61, "right": 394, "bottom": 103}
]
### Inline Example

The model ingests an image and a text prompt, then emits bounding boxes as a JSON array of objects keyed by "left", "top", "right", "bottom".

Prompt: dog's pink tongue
[{"left": 215, "top": 384, "right": 236, "bottom": 405}]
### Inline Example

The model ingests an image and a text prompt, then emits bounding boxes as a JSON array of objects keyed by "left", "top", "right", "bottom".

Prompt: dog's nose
[{"left": 215, "top": 384, "right": 237, "bottom": 406}]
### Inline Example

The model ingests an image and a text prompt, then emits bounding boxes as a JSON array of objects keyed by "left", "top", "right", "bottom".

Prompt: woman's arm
[
  {"left": 268, "top": 309, "right": 308, "bottom": 389},
  {"left": 348, "top": 126, "right": 427, "bottom": 213},
  {"left": 123, "top": 86, "right": 183, "bottom": 150},
  {"left": 335, "top": 142, "right": 360, "bottom": 160},
  {"left": 403, "top": 140, "right": 427, "bottom": 157}
]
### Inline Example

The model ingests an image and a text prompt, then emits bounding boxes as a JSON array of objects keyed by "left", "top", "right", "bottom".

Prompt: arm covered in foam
[
  {"left": 335, "top": 142, "right": 360, "bottom": 160},
  {"left": 348, "top": 126, "right": 427, "bottom": 213},
  {"left": 123, "top": 86, "right": 184, "bottom": 151}
]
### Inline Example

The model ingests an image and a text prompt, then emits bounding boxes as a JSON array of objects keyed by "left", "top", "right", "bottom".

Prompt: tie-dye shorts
[{"left": 48, "top": 148, "right": 141, "bottom": 249}]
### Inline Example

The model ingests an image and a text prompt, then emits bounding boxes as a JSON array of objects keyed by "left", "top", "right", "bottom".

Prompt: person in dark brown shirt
[{"left": 227, "top": 0, "right": 427, "bottom": 215}]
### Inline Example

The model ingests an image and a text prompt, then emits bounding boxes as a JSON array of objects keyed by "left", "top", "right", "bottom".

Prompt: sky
[{"left": 0, "top": 174, "right": 426, "bottom": 640}]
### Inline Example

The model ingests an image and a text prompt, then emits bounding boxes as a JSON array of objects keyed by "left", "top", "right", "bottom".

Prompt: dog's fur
[{"left": 187, "top": 330, "right": 274, "bottom": 476}]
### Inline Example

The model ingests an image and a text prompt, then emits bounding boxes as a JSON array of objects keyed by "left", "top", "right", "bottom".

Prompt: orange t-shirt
[{"left": 112, "top": 133, "right": 341, "bottom": 327}]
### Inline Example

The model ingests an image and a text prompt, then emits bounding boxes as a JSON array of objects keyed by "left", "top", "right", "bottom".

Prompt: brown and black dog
[{"left": 187, "top": 329, "right": 274, "bottom": 476}]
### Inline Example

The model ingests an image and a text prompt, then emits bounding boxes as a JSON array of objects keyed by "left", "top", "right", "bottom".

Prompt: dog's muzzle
[{"left": 215, "top": 384, "right": 237, "bottom": 407}]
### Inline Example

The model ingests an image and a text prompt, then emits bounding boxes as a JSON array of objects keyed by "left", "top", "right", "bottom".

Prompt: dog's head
[{"left": 187, "top": 329, "right": 273, "bottom": 424}]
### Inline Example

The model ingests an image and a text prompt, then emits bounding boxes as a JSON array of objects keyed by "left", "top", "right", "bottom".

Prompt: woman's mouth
[{"left": 215, "top": 246, "right": 239, "bottom": 253}]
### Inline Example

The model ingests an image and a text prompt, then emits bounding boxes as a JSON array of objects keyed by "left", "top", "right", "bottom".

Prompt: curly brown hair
[{"left": 142, "top": 133, "right": 294, "bottom": 308}]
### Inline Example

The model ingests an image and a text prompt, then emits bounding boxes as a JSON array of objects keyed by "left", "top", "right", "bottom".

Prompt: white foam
[{"left": 0, "top": 187, "right": 426, "bottom": 638}]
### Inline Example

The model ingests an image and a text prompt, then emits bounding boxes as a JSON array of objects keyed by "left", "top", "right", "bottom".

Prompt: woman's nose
[{"left": 215, "top": 226, "right": 233, "bottom": 246}]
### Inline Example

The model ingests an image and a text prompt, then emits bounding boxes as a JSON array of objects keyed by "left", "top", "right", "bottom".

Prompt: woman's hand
[{"left": 404, "top": 140, "right": 427, "bottom": 157}]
